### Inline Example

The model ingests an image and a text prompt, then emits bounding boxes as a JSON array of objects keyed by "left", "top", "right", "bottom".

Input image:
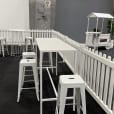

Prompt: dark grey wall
[{"left": 54, "top": 0, "right": 113, "bottom": 43}]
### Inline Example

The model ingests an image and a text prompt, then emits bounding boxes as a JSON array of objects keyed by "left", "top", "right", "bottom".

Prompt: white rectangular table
[{"left": 36, "top": 38, "right": 76, "bottom": 114}]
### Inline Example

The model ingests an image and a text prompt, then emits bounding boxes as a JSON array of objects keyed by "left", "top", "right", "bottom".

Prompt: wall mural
[{"left": 35, "top": 0, "right": 56, "bottom": 29}]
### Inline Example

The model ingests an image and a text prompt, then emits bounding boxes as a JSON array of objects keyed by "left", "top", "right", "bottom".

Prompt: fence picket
[
  {"left": 108, "top": 69, "right": 114, "bottom": 109},
  {"left": 95, "top": 52, "right": 102, "bottom": 95},
  {"left": 84, "top": 54, "right": 88, "bottom": 82},
  {"left": 81, "top": 52, "right": 86, "bottom": 79},
  {"left": 89, "top": 49, "right": 94, "bottom": 88},
  {"left": 107, "top": 63, "right": 114, "bottom": 109},
  {"left": 103, "top": 56, "right": 111, "bottom": 105},
  {"left": 78, "top": 50, "right": 82, "bottom": 75},
  {"left": 99, "top": 54, "right": 106, "bottom": 100},
  {"left": 87, "top": 51, "right": 91, "bottom": 85},
  {"left": 92, "top": 51, "right": 98, "bottom": 92}
]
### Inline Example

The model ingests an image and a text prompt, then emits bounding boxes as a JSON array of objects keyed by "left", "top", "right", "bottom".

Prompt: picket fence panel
[
  {"left": 0, "top": 29, "right": 114, "bottom": 114},
  {"left": 77, "top": 47, "right": 114, "bottom": 114}
]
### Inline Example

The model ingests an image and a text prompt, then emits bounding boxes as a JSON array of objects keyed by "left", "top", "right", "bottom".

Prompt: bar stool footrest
[{"left": 22, "top": 87, "right": 35, "bottom": 89}]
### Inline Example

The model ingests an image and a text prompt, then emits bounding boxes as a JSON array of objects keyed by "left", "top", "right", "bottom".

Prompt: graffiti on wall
[{"left": 35, "top": 0, "right": 56, "bottom": 29}]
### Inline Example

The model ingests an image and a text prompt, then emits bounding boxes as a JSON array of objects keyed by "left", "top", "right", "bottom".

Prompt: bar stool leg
[
  {"left": 30, "top": 40, "right": 32, "bottom": 51},
  {"left": 40, "top": 52, "right": 43, "bottom": 114},
  {"left": 32, "top": 40, "right": 34, "bottom": 51},
  {"left": 0, "top": 41, "right": 1, "bottom": 55},
  {"left": 80, "top": 86, "right": 86, "bottom": 114},
  {"left": 55, "top": 82, "right": 61, "bottom": 114},
  {"left": 21, "top": 66, "right": 25, "bottom": 88},
  {"left": 25, "top": 39, "right": 27, "bottom": 52},
  {"left": 73, "top": 88, "right": 76, "bottom": 111},
  {"left": 5, "top": 40, "right": 9, "bottom": 55},
  {"left": 58, "top": 86, "right": 67, "bottom": 114},
  {"left": 6, "top": 45, "right": 9, "bottom": 55},
  {"left": 33, "top": 66, "right": 39, "bottom": 101},
  {"left": 76, "top": 88, "right": 81, "bottom": 114},
  {"left": 17, "top": 65, "right": 24, "bottom": 102},
  {"left": 1, "top": 43, "right": 4, "bottom": 57},
  {"left": 11, "top": 45, "right": 13, "bottom": 56}
]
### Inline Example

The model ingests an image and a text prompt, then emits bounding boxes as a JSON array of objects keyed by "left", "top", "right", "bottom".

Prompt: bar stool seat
[
  {"left": 22, "top": 51, "right": 53, "bottom": 71},
  {"left": 55, "top": 75, "right": 86, "bottom": 114},
  {"left": 22, "top": 52, "right": 36, "bottom": 59},
  {"left": 60, "top": 75, "right": 84, "bottom": 86},
  {"left": 17, "top": 58, "right": 39, "bottom": 102},
  {"left": 25, "top": 36, "right": 34, "bottom": 52}
]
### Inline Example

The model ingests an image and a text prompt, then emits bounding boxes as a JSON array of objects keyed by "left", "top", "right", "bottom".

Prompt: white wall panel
[{"left": 0, "top": 0, "right": 29, "bottom": 29}]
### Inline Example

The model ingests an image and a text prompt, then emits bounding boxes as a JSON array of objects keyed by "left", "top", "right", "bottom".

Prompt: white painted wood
[
  {"left": 108, "top": 59, "right": 114, "bottom": 109},
  {"left": 108, "top": 63, "right": 114, "bottom": 109},
  {"left": 87, "top": 54, "right": 90, "bottom": 85},
  {"left": 103, "top": 56, "right": 111, "bottom": 105},
  {"left": 75, "top": 50, "right": 79, "bottom": 74},
  {"left": 99, "top": 54, "right": 106, "bottom": 99},
  {"left": 36, "top": 38, "right": 76, "bottom": 52},
  {"left": 82, "top": 48, "right": 114, "bottom": 68},
  {"left": 89, "top": 55, "right": 94, "bottom": 88},
  {"left": 0, "top": 29, "right": 55, "bottom": 55},
  {"left": 86, "top": 84, "right": 113, "bottom": 114},
  {"left": 92, "top": 51, "right": 98, "bottom": 92},
  {"left": 78, "top": 50, "right": 82, "bottom": 75},
  {"left": 84, "top": 55, "right": 88, "bottom": 82},
  {"left": 0, "top": 29, "right": 114, "bottom": 114},
  {"left": 81, "top": 53, "right": 86, "bottom": 81},
  {"left": 95, "top": 52, "right": 102, "bottom": 95},
  {"left": 81, "top": 51, "right": 85, "bottom": 79}
]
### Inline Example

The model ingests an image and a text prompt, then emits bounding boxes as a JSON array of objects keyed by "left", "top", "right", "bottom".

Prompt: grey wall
[{"left": 55, "top": 0, "right": 113, "bottom": 43}]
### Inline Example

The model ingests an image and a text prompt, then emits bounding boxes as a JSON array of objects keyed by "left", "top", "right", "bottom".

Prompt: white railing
[
  {"left": 0, "top": 29, "right": 114, "bottom": 114},
  {"left": 0, "top": 29, "right": 53, "bottom": 44},
  {"left": 0, "top": 29, "right": 53, "bottom": 56},
  {"left": 51, "top": 30, "right": 114, "bottom": 114},
  {"left": 77, "top": 47, "right": 114, "bottom": 114},
  {"left": 57, "top": 32, "right": 114, "bottom": 114}
]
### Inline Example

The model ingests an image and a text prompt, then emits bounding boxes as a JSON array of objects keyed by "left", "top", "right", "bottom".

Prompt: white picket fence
[
  {"left": 52, "top": 31, "right": 114, "bottom": 114},
  {"left": 0, "top": 29, "right": 114, "bottom": 114},
  {"left": 0, "top": 29, "right": 53, "bottom": 55},
  {"left": 77, "top": 47, "right": 114, "bottom": 114},
  {"left": 0, "top": 29, "right": 53, "bottom": 45}
]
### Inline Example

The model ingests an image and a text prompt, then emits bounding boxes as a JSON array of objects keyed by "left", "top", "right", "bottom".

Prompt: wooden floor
[{"left": 0, "top": 54, "right": 106, "bottom": 114}]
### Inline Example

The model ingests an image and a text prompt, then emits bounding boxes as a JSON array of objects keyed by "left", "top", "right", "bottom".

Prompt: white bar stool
[
  {"left": 22, "top": 51, "right": 53, "bottom": 71},
  {"left": 25, "top": 36, "right": 34, "bottom": 52},
  {"left": 55, "top": 75, "right": 86, "bottom": 114},
  {"left": 0, "top": 37, "right": 9, "bottom": 57},
  {"left": 22, "top": 52, "right": 37, "bottom": 59},
  {"left": 17, "top": 59, "right": 39, "bottom": 102}
]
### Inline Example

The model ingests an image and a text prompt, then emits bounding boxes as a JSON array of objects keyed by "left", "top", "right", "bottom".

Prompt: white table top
[{"left": 36, "top": 38, "right": 76, "bottom": 52}]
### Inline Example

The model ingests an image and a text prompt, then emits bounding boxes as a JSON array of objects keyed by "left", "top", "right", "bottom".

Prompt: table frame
[{"left": 36, "top": 38, "right": 76, "bottom": 114}]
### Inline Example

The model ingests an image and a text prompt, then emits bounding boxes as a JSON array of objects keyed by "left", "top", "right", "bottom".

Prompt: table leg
[
  {"left": 35, "top": 45, "right": 38, "bottom": 65},
  {"left": 56, "top": 52, "right": 58, "bottom": 75},
  {"left": 73, "top": 88, "right": 76, "bottom": 111},
  {"left": 49, "top": 52, "right": 53, "bottom": 73},
  {"left": 73, "top": 51, "right": 77, "bottom": 110},
  {"left": 74, "top": 51, "right": 77, "bottom": 74},
  {"left": 40, "top": 51, "right": 43, "bottom": 114}
]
